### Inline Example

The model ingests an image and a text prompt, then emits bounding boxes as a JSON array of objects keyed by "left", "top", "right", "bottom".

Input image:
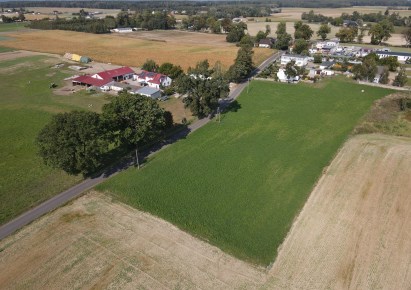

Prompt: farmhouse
[
  {"left": 134, "top": 71, "right": 172, "bottom": 89},
  {"left": 376, "top": 51, "right": 411, "bottom": 63},
  {"left": 132, "top": 87, "right": 162, "bottom": 99},
  {"left": 258, "top": 38, "right": 275, "bottom": 48},
  {"left": 72, "top": 67, "right": 135, "bottom": 90},
  {"left": 281, "top": 54, "right": 309, "bottom": 67}
]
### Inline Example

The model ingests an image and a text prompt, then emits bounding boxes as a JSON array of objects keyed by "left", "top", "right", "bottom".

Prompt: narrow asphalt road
[{"left": 0, "top": 51, "right": 282, "bottom": 241}]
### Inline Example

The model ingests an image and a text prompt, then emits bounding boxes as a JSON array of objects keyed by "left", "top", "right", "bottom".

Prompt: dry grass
[
  {"left": 266, "top": 134, "right": 411, "bottom": 289},
  {"left": 1, "top": 30, "right": 250, "bottom": 70}
]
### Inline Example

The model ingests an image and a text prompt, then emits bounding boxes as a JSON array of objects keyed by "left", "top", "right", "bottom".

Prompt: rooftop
[{"left": 136, "top": 86, "right": 161, "bottom": 95}]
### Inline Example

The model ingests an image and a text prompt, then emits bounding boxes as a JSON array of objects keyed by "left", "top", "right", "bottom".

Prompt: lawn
[
  {"left": 0, "top": 55, "right": 112, "bottom": 225},
  {"left": 97, "top": 78, "right": 392, "bottom": 265}
]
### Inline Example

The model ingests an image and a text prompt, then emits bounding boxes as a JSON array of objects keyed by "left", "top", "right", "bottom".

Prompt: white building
[
  {"left": 280, "top": 54, "right": 309, "bottom": 67},
  {"left": 132, "top": 86, "right": 162, "bottom": 99},
  {"left": 277, "top": 69, "right": 300, "bottom": 83},
  {"left": 111, "top": 27, "right": 134, "bottom": 33},
  {"left": 376, "top": 51, "right": 411, "bottom": 63},
  {"left": 134, "top": 71, "right": 172, "bottom": 89}
]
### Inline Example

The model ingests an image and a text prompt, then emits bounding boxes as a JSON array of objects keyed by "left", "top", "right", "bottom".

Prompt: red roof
[
  {"left": 138, "top": 70, "right": 166, "bottom": 84},
  {"left": 97, "top": 67, "right": 134, "bottom": 79},
  {"left": 72, "top": 75, "right": 112, "bottom": 87},
  {"left": 72, "top": 66, "right": 134, "bottom": 87}
]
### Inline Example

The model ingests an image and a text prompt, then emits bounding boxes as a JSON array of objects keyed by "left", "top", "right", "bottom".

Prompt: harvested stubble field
[
  {"left": 97, "top": 78, "right": 392, "bottom": 265},
  {"left": 265, "top": 134, "right": 411, "bottom": 289},
  {"left": 1, "top": 134, "right": 410, "bottom": 289},
  {"left": 0, "top": 191, "right": 268, "bottom": 290},
  {"left": 0, "top": 30, "right": 274, "bottom": 70}
]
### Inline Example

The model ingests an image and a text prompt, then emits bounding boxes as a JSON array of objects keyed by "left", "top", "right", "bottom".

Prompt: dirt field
[
  {"left": 266, "top": 134, "right": 411, "bottom": 289},
  {"left": 0, "top": 191, "right": 267, "bottom": 290},
  {"left": 0, "top": 30, "right": 272, "bottom": 70}
]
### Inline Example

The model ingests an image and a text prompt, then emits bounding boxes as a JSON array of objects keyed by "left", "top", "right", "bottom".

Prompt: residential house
[
  {"left": 343, "top": 20, "right": 358, "bottom": 27},
  {"left": 376, "top": 51, "right": 411, "bottom": 63},
  {"left": 280, "top": 54, "right": 309, "bottom": 67},
  {"left": 72, "top": 66, "right": 135, "bottom": 90},
  {"left": 319, "top": 61, "right": 334, "bottom": 70},
  {"left": 134, "top": 71, "right": 172, "bottom": 89},
  {"left": 258, "top": 38, "right": 275, "bottom": 48}
]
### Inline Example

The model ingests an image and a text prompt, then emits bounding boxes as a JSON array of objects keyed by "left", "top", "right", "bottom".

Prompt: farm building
[
  {"left": 132, "top": 87, "right": 162, "bottom": 99},
  {"left": 281, "top": 54, "right": 309, "bottom": 67},
  {"left": 110, "top": 82, "right": 139, "bottom": 92},
  {"left": 111, "top": 27, "right": 134, "bottom": 33},
  {"left": 258, "top": 38, "right": 275, "bottom": 48},
  {"left": 134, "top": 71, "right": 172, "bottom": 89},
  {"left": 376, "top": 51, "right": 411, "bottom": 63},
  {"left": 71, "top": 67, "right": 135, "bottom": 90}
]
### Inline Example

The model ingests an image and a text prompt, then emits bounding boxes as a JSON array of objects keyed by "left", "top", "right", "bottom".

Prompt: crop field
[
  {"left": 0, "top": 54, "right": 117, "bottom": 225},
  {"left": 0, "top": 22, "right": 26, "bottom": 32},
  {"left": 266, "top": 134, "right": 411, "bottom": 289},
  {"left": 97, "top": 78, "right": 392, "bottom": 265},
  {"left": 0, "top": 30, "right": 273, "bottom": 70}
]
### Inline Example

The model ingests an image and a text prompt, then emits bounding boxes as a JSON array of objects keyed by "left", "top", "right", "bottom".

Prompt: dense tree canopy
[
  {"left": 275, "top": 21, "right": 292, "bottom": 50},
  {"left": 317, "top": 23, "right": 331, "bottom": 40},
  {"left": 368, "top": 20, "right": 394, "bottom": 45},
  {"left": 37, "top": 111, "right": 109, "bottom": 175},
  {"left": 227, "top": 44, "right": 254, "bottom": 83},
  {"left": 294, "top": 21, "right": 314, "bottom": 41}
]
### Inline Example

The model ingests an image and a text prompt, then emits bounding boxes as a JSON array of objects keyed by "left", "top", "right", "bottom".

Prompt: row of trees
[
  {"left": 1, "top": 13, "right": 25, "bottom": 23},
  {"left": 28, "top": 10, "right": 176, "bottom": 34},
  {"left": 37, "top": 93, "right": 172, "bottom": 176}
]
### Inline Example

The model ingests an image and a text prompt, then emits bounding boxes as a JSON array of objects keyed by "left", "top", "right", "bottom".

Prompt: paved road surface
[{"left": 0, "top": 51, "right": 282, "bottom": 241}]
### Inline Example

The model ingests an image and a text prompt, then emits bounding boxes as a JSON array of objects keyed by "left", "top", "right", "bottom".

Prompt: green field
[
  {"left": 97, "top": 78, "right": 392, "bottom": 265},
  {"left": 0, "top": 55, "right": 110, "bottom": 225},
  {"left": 0, "top": 22, "right": 26, "bottom": 32}
]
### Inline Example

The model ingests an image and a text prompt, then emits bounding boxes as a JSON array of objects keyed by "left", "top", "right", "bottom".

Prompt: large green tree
[
  {"left": 294, "top": 21, "right": 314, "bottom": 40},
  {"left": 227, "top": 44, "right": 254, "bottom": 83},
  {"left": 393, "top": 66, "right": 408, "bottom": 87},
  {"left": 336, "top": 27, "right": 358, "bottom": 43},
  {"left": 368, "top": 20, "right": 394, "bottom": 45},
  {"left": 275, "top": 21, "right": 292, "bottom": 50},
  {"left": 403, "top": 27, "right": 411, "bottom": 47},
  {"left": 37, "top": 111, "right": 109, "bottom": 176},
  {"left": 316, "top": 23, "right": 331, "bottom": 40},
  {"left": 102, "top": 93, "right": 167, "bottom": 164},
  {"left": 158, "top": 62, "right": 184, "bottom": 79},
  {"left": 293, "top": 39, "right": 309, "bottom": 54}
]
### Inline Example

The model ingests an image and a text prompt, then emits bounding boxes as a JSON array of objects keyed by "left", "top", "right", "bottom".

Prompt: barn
[{"left": 71, "top": 67, "right": 135, "bottom": 90}]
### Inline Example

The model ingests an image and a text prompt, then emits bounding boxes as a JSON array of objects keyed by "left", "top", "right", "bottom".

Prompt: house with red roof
[
  {"left": 72, "top": 67, "right": 135, "bottom": 90},
  {"left": 134, "top": 71, "right": 172, "bottom": 89}
]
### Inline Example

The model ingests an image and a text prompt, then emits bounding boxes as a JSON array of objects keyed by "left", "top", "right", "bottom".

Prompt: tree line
[
  {"left": 1, "top": 0, "right": 409, "bottom": 10},
  {"left": 37, "top": 93, "right": 173, "bottom": 176}
]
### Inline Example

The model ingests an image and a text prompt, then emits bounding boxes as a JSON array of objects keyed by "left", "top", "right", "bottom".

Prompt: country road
[{"left": 0, "top": 51, "right": 282, "bottom": 241}]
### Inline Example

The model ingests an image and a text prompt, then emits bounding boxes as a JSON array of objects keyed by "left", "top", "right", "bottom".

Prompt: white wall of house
[{"left": 281, "top": 55, "right": 308, "bottom": 67}]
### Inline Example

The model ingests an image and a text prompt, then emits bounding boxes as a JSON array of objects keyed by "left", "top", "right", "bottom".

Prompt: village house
[
  {"left": 281, "top": 54, "right": 309, "bottom": 67},
  {"left": 277, "top": 69, "right": 300, "bottom": 83},
  {"left": 258, "top": 38, "right": 275, "bottom": 48},
  {"left": 71, "top": 66, "right": 135, "bottom": 90},
  {"left": 134, "top": 71, "right": 172, "bottom": 89},
  {"left": 110, "top": 27, "right": 134, "bottom": 33}
]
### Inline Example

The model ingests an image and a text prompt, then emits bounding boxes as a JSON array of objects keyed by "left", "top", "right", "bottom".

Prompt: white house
[
  {"left": 111, "top": 27, "right": 134, "bottom": 33},
  {"left": 280, "top": 54, "right": 309, "bottom": 67},
  {"left": 134, "top": 71, "right": 172, "bottom": 89},
  {"left": 277, "top": 69, "right": 300, "bottom": 83},
  {"left": 376, "top": 51, "right": 411, "bottom": 63}
]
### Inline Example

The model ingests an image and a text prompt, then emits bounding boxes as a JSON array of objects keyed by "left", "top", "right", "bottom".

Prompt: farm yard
[
  {"left": 97, "top": 78, "right": 392, "bottom": 265},
  {"left": 0, "top": 30, "right": 274, "bottom": 70}
]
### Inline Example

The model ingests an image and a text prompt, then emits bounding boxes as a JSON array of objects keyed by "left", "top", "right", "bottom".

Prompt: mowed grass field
[
  {"left": 0, "top": 55, "right": 114, "bottom": 225},
  {"left": 0, "top": 30, "right": 273, "bottom": 70},
  {"left": 97, "top": 78, "right": 392, "bottom": 265}
]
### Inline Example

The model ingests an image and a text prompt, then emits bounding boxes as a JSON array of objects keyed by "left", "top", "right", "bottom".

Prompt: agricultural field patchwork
[
  {"left": 0, "top": 30, "right": 273, "bottom": 70},
  {"left": 98, "top": 78, "right": 392, "bottom": 265}
]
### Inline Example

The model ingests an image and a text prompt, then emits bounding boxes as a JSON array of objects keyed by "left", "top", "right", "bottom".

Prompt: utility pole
[{"left": 247, "top": 78, "right": 250, "bottom": 94}]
